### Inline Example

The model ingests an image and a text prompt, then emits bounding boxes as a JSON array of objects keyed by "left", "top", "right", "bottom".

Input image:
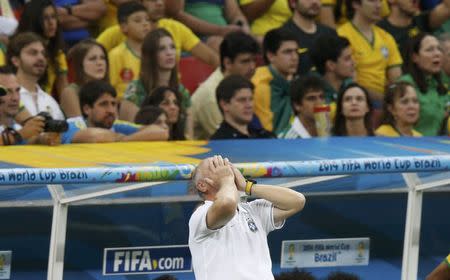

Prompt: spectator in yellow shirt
[
  {"left": 119, "top": 28, "right": 190, "bottom": 123},
  {"left": 97, "top": 0, "right": 219, "bottom": 68},
  {"left": 375, "top": 81, "right": 421, "bottom": 137},
  {"left": 98, "top": 0, "right": 132, "bottom": 33},
  {"left": 109, "top": 1, "right": 151, "bottom": 99},
  {"left": 239, "top": 0, "right": 292, "bottom": 39},
  {"left": 337, "top": 0, "right": 402, "bottom": 105}
]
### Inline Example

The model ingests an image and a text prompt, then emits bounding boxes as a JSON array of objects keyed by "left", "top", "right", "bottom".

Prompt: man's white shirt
[
  {"left": 20, "top": 86, "right": 64, "bottom": 120},
  {"left": 188, "top": 199, "right": 284, "bottom": 280}
]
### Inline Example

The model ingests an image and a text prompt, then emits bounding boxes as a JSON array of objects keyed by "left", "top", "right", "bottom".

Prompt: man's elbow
[{"left": 293, "top": 193, "right": 306, "bottom": 213}]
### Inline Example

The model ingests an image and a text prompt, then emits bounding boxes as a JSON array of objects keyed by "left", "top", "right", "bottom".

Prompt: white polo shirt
[
  {"left": 20, "top": 86, "right": 65, "bottom": 120},
  {"left": 188, "top": 199, "right": 284, "bottom": 280}
]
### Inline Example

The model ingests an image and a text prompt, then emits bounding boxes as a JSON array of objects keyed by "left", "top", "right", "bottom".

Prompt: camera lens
[{"left": 45, "top": 120, "right": 69, "bottom": 133}]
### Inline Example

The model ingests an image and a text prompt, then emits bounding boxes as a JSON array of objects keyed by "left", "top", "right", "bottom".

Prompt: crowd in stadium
[{"left": 0, "top": 0, "right": 449, "bottom": 146}]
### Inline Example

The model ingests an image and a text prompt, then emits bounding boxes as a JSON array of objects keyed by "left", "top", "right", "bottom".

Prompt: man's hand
[
  {"left": 218, "top": 25, "right": 243, "bottom": 36},
  {"left": 18, "top": 116, "right": 45, "bottom": 140},
  {"left": 38, "top": 132, "right": 61, "bottom": 146},
  {"left": 230, "top": 164, "right": 246, "bottom": 192},
  {"left": 204, "top": 155, "right": 235, "bottom": 190}
]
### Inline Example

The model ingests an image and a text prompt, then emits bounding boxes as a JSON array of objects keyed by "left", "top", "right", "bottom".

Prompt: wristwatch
[{"left": 245, "top": 179, "right": 257, "bottom": 196}]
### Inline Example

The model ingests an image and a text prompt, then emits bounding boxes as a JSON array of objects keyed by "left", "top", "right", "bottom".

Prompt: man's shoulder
[
  {"left": 337, "top": 21, "right": 354, "bottom": 35},
  {"left": 210, "top": 122, "right": 240, "bottom": 140},
  {"left": 189, "top": 201, "right": 210, "bottom": 223},
  {"left": 252, "top": 66, "right": 274, "bottom": 86},
  {"left": 280, "top": 19, "right": 297, "bottom": 32},
  {"left": 317, "top": 23, "right": 338, "bottom": 35},
  {"left": 373, "top": 24, "right": 397, "bottom": 41},
  {"left": 192, "top": 69, "right": 222, "bottom": 99},
  {"left": 159, "top": 18, "right": 189, "bottom": 32}
]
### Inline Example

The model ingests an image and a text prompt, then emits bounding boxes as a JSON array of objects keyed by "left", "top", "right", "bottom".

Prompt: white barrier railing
[{"left": 1, "top": 155, "right": 449, "bottom": 280}]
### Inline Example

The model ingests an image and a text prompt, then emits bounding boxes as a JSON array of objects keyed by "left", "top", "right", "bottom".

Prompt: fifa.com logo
[{"left": 113, "top": 250, "right": 185, "bottom": 272}]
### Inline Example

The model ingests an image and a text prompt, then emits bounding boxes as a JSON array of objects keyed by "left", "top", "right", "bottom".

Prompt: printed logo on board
[
  {"left": 103, "top": 245, "right": 192, "bottom": 275},
  {"left": 0, "top": 251, "right": 11, "bottom": 279}
]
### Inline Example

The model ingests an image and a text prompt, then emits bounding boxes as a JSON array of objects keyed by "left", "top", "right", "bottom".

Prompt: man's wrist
[{"left": 245, "top": 179, "right": 256, "bottom": 195}]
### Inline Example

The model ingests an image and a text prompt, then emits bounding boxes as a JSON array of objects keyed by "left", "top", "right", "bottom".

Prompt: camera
[{"left": 37, "top": 112, "right": 69, "bottom": 133}]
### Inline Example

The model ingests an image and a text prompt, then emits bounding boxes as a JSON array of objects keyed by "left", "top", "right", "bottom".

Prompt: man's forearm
[
  {"left": 251, "top": 184, "right": 305, "bottom": 211},
  {"left": 121, "top": 125, "right": 169, "bottom": 141},
  {"left": 72, "top": 0, "right": 107, "bottom": 21}
]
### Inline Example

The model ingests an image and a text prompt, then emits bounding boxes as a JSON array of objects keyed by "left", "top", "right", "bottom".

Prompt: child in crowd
[{"left": 109, "top": 1, "right": 151, "bottom": 99}]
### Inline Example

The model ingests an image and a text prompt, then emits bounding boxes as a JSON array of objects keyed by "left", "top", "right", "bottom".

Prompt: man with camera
[
  {"left": 0, "top": 66, "right": 62, "bottom": 145},
  {"left": 7, "top": 32, "right": 64, "bottom": 120}
]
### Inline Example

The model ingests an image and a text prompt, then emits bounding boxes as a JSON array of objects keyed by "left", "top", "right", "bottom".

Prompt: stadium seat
[{"left": 179, "top": 56, "right": 214, "bottom": 93}]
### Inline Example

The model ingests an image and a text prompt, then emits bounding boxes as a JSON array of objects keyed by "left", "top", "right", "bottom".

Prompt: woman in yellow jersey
[
  {"left": 120, "top": 29, "right": 190, "bottom": 122},
  {"left": 60, "top": 39, "right": 109, "bottom": 120},
  {"left": 16, "top": 0, "right": 68, "bottom": 98},
  {"left": 376, "top": 81, "right": 421, "bottom": 137},
  {"left": 332, "top": 82, "right": 374, "bottom": 136}
]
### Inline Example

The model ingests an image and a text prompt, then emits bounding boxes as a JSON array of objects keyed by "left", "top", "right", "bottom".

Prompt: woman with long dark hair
[
  {"left": 140, "top": 86, "right": 185, "bottom": 140},
  {"left": 16, "top": 0, "right": 68, "bottom": 98},
  {"left": 332, "top": 82, "right": 374, "bottom": 136},
  {"left": 60, "top": 39, "right": 109, "bottom": 119},
  {"left": 120, "top": 28, "right": 189, "bottom": 120},
  {"left": 399, "top": 33, "right": 448, "bottom": 136},
  {"left": 376, "top": 81, "right": 421, "bottom": 137}
]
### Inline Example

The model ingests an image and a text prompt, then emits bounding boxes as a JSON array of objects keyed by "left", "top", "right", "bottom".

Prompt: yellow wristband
[{"left": 245, "top": 179, "right": 256, "bottom": 195}]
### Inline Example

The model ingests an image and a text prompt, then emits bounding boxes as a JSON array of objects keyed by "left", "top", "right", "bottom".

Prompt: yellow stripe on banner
[{"left": 0, "top": 141, "right": 209, "bottom": 168}]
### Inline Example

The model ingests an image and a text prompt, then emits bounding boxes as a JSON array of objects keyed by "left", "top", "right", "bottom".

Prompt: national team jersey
[
  {"left": 98, "top": 0, "right": 118, "bottom": 32},
  {"left": 97, "top": 18, "right": 200, "bottom": 58},
  {"left": 338, "top": 22, "right": 402, "bottom": 95},
  {"left": 321, "top": 0, "right": 390, "bottom": 27},
  {"left": 375, "top": 124, "right": 422, "bottom": 137},
  {"left": 45, "top": 50, "right": 68, "bottom": 94},
  {"left": 61, "top": 119, "right": 141, "bottom": 144},
  {"left": 109, "top": 42, "right": 141, "bottom": 99},
  {"left": 0, "top": 42, "right": 5, "bottom": 66},
  {"left": 240, "top": 0, "right": 292, "bottom": 36}
]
